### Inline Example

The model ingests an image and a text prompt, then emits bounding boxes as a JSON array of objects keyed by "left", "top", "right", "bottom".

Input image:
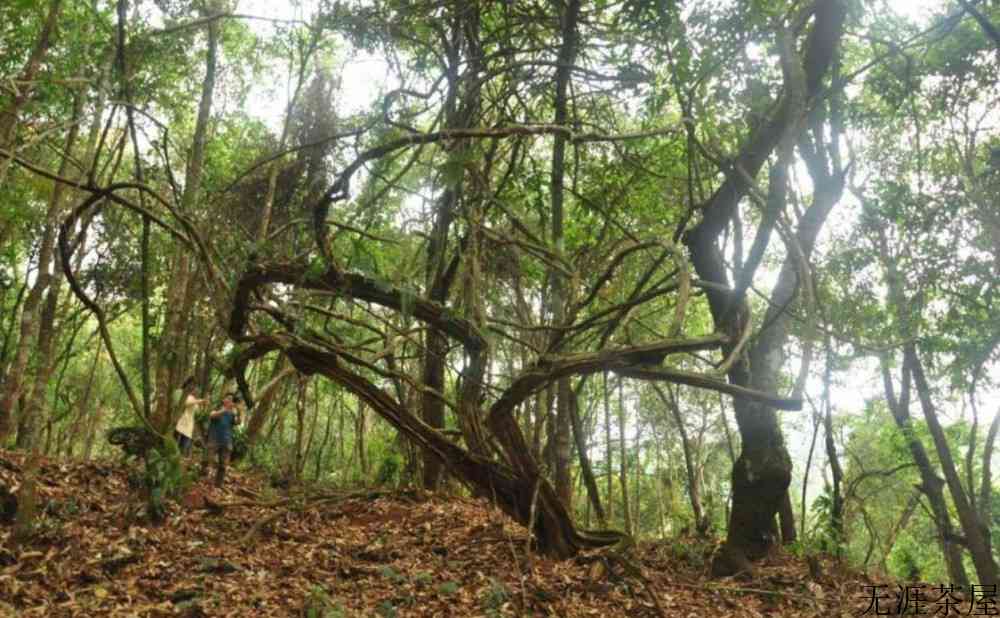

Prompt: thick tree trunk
[
  {"left": 682, "top": 0, "right": 847, "bottom": 574},
  {"left": 419, "top": 329, "right": 449, "bottom": 489},
  {"left": 710, "top": 397, "right": 791, "bottom": 575},
  {"left": 457, "top": 215, "right": 489, "bottom": 460},
  {"left": 554, "top": 379, "right": 574, "bottom": 510}
]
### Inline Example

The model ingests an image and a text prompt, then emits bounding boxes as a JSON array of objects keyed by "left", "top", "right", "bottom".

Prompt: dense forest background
[{"left": 1, "top": 0, "right": 999, "bottom": 591}]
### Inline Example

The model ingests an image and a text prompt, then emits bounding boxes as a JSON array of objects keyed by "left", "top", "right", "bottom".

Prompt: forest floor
[{"left": 0, "top": 450, "right": 884, "bottom": 617}]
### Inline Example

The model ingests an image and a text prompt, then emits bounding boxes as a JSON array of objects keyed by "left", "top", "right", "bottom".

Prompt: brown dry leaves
[{"left": 0, "top": 451, "right": 885, "bottom": 617}]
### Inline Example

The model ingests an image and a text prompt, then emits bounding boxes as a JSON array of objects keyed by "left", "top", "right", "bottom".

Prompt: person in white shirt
[{"left": 174, "top": 377, "right": 206, "bottom": 456}]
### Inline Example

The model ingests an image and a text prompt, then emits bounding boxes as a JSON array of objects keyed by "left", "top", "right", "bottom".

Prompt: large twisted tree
[{"left": 36, "top": 0, "right": 841, "bottom": 562}]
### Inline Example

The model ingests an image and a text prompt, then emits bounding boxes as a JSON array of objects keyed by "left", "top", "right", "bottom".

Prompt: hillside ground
[{"left": 1, "top": 450, "right": 883, "bottom": 616}]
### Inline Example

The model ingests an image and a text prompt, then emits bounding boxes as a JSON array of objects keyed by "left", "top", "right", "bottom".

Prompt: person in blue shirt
[{"left": 202, "top": 393, "right": 240, "bottom": 487}]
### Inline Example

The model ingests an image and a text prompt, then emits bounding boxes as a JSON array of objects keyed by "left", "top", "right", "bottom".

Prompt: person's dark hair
[{"left": 182, "top": 376, "right": 196, "bottom": 390}]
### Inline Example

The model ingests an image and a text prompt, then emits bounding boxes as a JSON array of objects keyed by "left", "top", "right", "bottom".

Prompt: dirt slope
[{"left": 0, "top": 451, "right": 879, "bottom": 616}]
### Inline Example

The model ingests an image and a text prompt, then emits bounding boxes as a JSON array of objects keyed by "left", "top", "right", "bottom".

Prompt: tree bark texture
[
  {"left": 419, "top": 7, "right": 483, "bottom": 489},
  {"left": 682, "top": 1, "right": 848, "bottom": 574},
  {"left": 153, "top": 11, "right": 218, "bottom": 433},
  {"left": 0, "top": 94, "right": 80, "bottom": 442},
  {"left": 880, "top": 354, "right": 970, "bottom": 590},
  {"left": 655, "top": 384, "right": 707, "bottom": 534},
  {"left": 907, "top": 345, "right": 998, "bottom": 587},
  {"left": 821, "top": 342, "right": 845, "bottom": 545},
  {"left": 569, "top": 381, "right": 606, "bottom": 525},
  {"left": 548, "top": 0, "right": 582, "bottom": 509},
  {"left": 226, "top": 266, "right": 733, "bottom": 557}
]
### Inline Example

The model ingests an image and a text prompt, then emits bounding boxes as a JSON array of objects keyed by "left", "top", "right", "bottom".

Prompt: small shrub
[
  {"left": 374, "top": 452, "right": 402, "bottom": 487},
  {"left": 302, "top": 585, "right": 347, "bottom": 618},
  {"left": 481, "top": 577, "right": 510, "bottom": 614},
  {"left": 378, "top": 565, "right": 406, "bottom": 585},
  {"left": 376, "top": 600, "right": 397, "bottom": 617},
  {"left": 438, "top": 581, "right": 460, "bottom": 596}
]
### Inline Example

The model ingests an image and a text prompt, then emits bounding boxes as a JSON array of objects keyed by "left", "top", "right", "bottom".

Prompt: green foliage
[
  {"left": 230, "top": 428, "right": 249, "bottom": 462},
  {"left": 302, "top": 585, "right": 347, "bottom": 618},
  {"left": 378, "top": 565, "right": 406, "bottom": 585},
  {"left": 437, "top": 580, "right": 460, "bottom": 596},
  {"left": 888, "top": 535, "right": 943, "bottom": 582},
  {"left": 808, "top": 487, "right": 843, "bottom": 554},
  {"left": 144, "top": 441, "right": 190, "bottom": 522},
  {"left": 666, "top": 538, "right": 707, "bottom": 568},
  {"left": 480, "top": 577, "right": 510, "bottom": 615},
  {"left": 374, "top": 452, "right": 403, "bottom": 487}
]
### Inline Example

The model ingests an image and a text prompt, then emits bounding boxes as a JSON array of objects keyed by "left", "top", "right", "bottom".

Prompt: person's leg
[
  {"left": 175, "top": 432, "right": 191, "bottom": 456},
  {"left": 214, "top": 444, "right": 229, "bottom": 487}
]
